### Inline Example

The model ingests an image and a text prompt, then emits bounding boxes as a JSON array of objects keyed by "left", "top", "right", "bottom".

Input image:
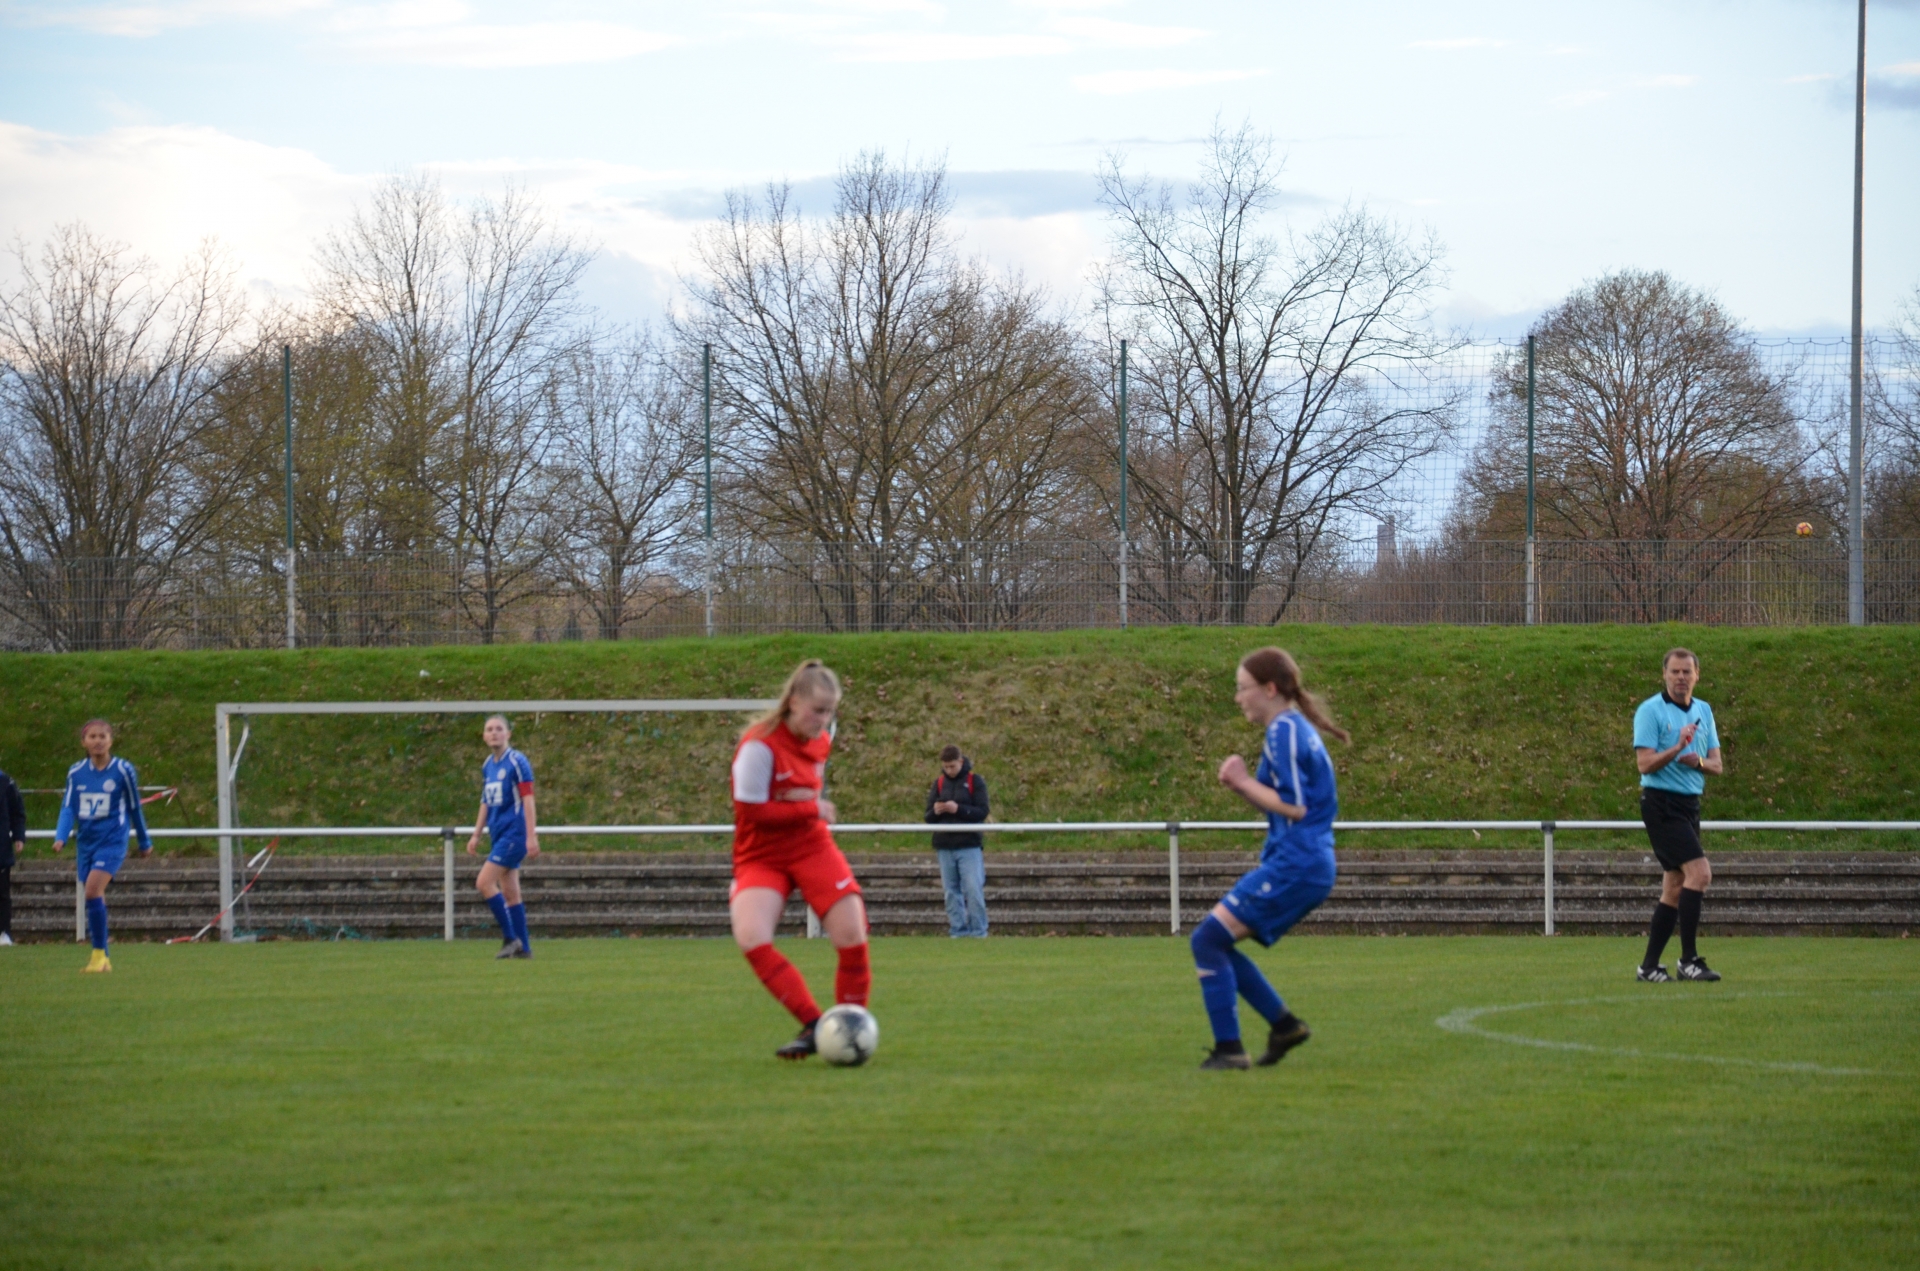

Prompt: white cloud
[
  {"left": 1632, "top": 74, "right": 1697, "bottom": 89},
  {"left": 1884, "top": 61, "right": 1920, "bottom": 77},
  {"left": 0, "top": 121, "right": 364, "bottom": 306},
  {"left": 9, "top": 0, "right": 326, "bottom": 38},
  {"left": 1407, "top": 37, "right": 1508, "bottom": 50},
  {"left": 833, "top": 31, "right": 1072, "bottom": 61},
  {"left": 339, "top": 19, "right": 677, "bottom": 66},
  {"left": 1071, "top": 67, "right": 1264, "bottom": 95},
  {"left": 1046, "top": 15, "right": 1205, "bottom": 48},
  {"left": 1786, "top": 72, "right": 1838, "bottom": 84}
]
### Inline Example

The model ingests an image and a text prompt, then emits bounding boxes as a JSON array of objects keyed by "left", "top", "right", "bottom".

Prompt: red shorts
[{"left": 731, "top": 842, "right": 863, "bottom": 917}]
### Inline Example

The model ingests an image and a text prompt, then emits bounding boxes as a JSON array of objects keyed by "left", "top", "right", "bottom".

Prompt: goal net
[{"left": 212, "top": 698, "right": 772, "bottom": 941}]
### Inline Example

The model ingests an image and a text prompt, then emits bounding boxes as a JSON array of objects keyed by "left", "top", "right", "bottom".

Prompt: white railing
[{"left": 30, "top": 818, "right": 1920, "bottom": 942}]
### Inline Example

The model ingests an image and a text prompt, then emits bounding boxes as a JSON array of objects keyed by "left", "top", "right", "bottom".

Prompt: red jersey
[{"left": 731, "top": 721, "right": 834, "bottom": 863}]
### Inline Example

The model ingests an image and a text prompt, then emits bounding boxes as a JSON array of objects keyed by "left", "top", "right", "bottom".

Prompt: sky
[{"left": 1, "top": 0, "right": 1917, "bottom": 338}]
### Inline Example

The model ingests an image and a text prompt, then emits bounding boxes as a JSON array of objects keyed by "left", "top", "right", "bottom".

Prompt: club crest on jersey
[{"left": 103, "top": 778, "right": 116, "bottom": 792}]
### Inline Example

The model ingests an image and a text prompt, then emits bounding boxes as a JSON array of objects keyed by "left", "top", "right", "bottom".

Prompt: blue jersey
[
  {"left": 1254, "top": 709, "right": 1338, "bottom": 870},
  {"left": 482, "top": 749, "right": 535, "bottom": 848},
  {"left": 54, "top": 757, "right": 152, "bottom": 854},
  {"left": 1633, "top": 692, "right": 1719, "bottom": 796}
]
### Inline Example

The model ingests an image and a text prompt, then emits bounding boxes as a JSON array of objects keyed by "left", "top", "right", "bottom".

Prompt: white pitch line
[{"left": 1436, "top": 995, "right": 1891, "bottom": 1077}]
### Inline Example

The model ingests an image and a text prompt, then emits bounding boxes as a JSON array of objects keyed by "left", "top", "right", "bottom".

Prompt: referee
[{"left": 1633, "top": 647, "right": 1723, "bottom": 982}]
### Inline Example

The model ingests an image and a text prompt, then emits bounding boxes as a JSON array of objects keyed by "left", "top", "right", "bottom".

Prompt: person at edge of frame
[
  {"left": 0, "top": 763, "right": 24, "bottom": 945},
  {"left": 925, "top": 744, "right": 990, "bottom": 937},
  {"left": 53, "top": 719, "right": 153, "bottom": 972},
  {"left": 467, "top": 714, "right": 540, "bottom": 960},
  {"left": 1633, "top": 646, "right": 1724, "bottom": 984}
]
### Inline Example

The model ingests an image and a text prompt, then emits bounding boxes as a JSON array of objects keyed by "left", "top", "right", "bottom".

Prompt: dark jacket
[
  {"left": 0, "top": 768, "right": 24, "bottom": 868},
  {"left": 925, "top": 759, "right": 989, "bottom": 850}
]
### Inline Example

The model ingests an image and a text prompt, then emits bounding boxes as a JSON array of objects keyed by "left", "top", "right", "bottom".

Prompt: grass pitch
[{"left": 2, "top": 936, "right": 1915, "bottom": 1270}]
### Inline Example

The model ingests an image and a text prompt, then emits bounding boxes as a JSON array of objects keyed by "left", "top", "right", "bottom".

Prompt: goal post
[{"left": 213, "top": 699, "right": 773, "bottom": 941}]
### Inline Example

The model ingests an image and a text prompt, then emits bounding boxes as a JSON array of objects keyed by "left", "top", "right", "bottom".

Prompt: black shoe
[
  {"left": 1678, "top": 956, "right": 1720, "bottom": 982},
  {"left": 1199, "top": 1045, "right": 1251, "bottom": 1070},
  {"left": 1636, "top": 963, "right": 1672, "bottom": 982},
  {"left": 1256, "top": 1017, "right": 1311, "bottom": 1067},
  {"left": 512, "top": 943, "right": 533, "bottom": 960},
  {"left": 776, "top": 1024, "right": 817, "bottom": 1060},
  {"left": 495, "top": 938, "right": 523, "bottom": 960}
]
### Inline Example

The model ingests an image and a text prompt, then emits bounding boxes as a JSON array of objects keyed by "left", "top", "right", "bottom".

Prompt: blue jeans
[{"left": 936, "top": 847, "right": 988, "bottom": 937}]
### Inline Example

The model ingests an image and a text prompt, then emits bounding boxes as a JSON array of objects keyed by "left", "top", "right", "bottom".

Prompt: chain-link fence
[{"left": 4, "top": 537, "right": 1916, "bottom": 650}]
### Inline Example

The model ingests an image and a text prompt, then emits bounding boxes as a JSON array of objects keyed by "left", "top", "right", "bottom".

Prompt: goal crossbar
[{"left": 213, "top": 698, "right": 774, "bottom": 941}]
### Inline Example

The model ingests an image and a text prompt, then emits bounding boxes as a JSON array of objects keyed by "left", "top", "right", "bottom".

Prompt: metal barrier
[{"left": 29, "top": 818, "right": 1920, "bottom": 941}]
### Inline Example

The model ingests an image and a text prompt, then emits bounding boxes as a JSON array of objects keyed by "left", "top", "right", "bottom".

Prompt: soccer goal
[{"left": 212, "top": 698, "right": 773, "bottom": 941}]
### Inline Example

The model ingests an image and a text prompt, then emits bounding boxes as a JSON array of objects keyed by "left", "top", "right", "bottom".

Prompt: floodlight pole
[
  {"left": 703, "top": 343, "right": 715, "bottom": 639},
  {"left": 1847, "top": 0, "right": 1868, "bottom": 626},
  {"left": 283, "top": 345, "right": 296, "bottom": 649},
  {"left": 1118, "top": 338, "right": 1129, "bottom": 630},
  {"left": 1525, "top": 335, "right": 1537, "bottom": 626}
]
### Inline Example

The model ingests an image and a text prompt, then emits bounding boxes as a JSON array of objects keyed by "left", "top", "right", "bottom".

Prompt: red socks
[
  {"left": 745, "top": 944, "right": 820, "bottom": 1025},
  {"left": 835, "top": 942, "right": 871, "bottom": 1006}
]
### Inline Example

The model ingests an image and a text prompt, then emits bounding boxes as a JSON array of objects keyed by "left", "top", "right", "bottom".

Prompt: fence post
[
  {"left": 1167, "top": 820, "right": 1181, "bottom": 934},
  {"left": 1525, "top": 334, "right": 1537, "bottom": 626},
  {"left": 1118, "top": 338, "right": 1129, "bottom": 630},
  {"left": 1542, "top": 820, "right": 1556, "bottom": 936},
  {"left": 443, "top": 829, "right": 455, "bottom": 942},
  {"left": 216, "top": 707, "right": 235, "bottom": 942},
  {"left": 75, "top": 877, "right": 85, "bottom": 942}
]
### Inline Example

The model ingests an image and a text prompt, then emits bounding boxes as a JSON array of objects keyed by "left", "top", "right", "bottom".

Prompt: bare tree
[
  {"left": 1098, "top": 121, "right": 1457, "bottom": 623},
  {"left": 551, "top": 330, "right": 699, "bottom": 639},
  {"left": 1455, "top": 271, "right": 1819, "bottom": 543},
  {"left": 316, "top": 177, "right": 589, "bottom": 641},
  {"left": 0, "top": 225, "right": 242, "bottom": 648},
  {"left": 691, "top": 153, "right": 1098, "bottom": 633},
  {"left": 1865, "top": 284, "right": 1920, "bottom": 539}
]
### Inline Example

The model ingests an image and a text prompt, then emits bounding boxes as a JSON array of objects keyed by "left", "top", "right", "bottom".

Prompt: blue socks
[
  {"left": 86, "top": 897, "right": 109, "bottom": 952},
  {"left": 1191, "top": 915, "right": 1287, "bottom": 1043},
  {"left": 1229, "top": 947, "right": 1286, "bottom": 1026},
  {"left": 1190, "top": 916, "right": 1243, "bottom": 1042},
  {"left": 486, "top": 893, "right": 513, "bottom": 942},
  {"left": 508, "top": 903, "right": 530, "bottom": 953}
]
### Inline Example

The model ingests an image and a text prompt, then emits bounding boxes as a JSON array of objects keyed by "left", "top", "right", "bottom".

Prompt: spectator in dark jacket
[
  {"left": 0, "top": 767, "right": 24, "bottom": 946},
  {"left": 925, "top": 745, "right": 989, "bottom": 937}
]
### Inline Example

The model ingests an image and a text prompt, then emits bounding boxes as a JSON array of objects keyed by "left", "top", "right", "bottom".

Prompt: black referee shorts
[{"left": 1640, "top": 787, "right": 1705, "bottom": 871}]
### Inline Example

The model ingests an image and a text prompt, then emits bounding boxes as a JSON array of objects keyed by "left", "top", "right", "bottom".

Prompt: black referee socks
[
  {"left": 1677, "top": 888, "right": 1704, "bottom": 961},
  {"left": 1643, "top": 902, "right": 1679, "bottom": 969}
]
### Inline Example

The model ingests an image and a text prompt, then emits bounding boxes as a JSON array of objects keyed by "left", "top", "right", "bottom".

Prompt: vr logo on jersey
[
  {"left": 484, "top": 781, "right": 504, "bottom": 806},
  {"left": 79, "top": 792, "right": 111, "bottom": 819}
]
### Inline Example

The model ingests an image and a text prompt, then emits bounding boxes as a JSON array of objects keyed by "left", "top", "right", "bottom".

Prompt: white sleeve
[{"left": 732, "top": 741, "right": 773, "bottom": 803}]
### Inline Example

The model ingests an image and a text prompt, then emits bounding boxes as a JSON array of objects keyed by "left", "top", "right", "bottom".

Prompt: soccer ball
[
  {"left": 1795, "top": 522, "right": 1813, "bottom": 537},
  {"left": 815, "top": 1004, "right": 879, "bottom": 1066}
]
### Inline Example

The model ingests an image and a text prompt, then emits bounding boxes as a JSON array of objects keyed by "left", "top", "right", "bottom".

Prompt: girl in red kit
[{"left": 730, "top": 659, "right": 871, "bottom": 1059}]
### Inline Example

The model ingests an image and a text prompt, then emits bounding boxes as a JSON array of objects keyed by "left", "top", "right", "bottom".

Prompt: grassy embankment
[{"left": 0, "top": 626, "right": 1914, "bottom": 855}]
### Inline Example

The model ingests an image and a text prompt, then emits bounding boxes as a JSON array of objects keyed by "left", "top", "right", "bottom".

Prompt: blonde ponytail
[{"left": 746, "top": 659, "right": 843, "bottom": 738}]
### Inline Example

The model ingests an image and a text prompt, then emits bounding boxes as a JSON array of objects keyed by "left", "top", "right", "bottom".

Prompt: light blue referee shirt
[{"left": 1633, "top": 691, "right": 1719, "bottom": 796}]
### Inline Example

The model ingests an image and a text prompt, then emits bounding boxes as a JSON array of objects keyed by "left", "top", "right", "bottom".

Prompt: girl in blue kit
[
  {"left": 466, "top": 715, "right": 539, "bottom": 959},
  {"left": 53, "top": 719, "right": 152, "bottom": 973},
  {"left": 1192, "top": 648, "right": 1349, "bottom": 1070}
]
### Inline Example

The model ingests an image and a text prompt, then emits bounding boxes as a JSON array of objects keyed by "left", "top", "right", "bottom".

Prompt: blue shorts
[
  {"left": 486, "top": 839, "right": 527, "bottom": 870},
  {"left": 1220, "top": 861, "right": 1334, "bottom": 947},
  {"left": 76, "top": 843, "right": 128, "bottom": 880}
]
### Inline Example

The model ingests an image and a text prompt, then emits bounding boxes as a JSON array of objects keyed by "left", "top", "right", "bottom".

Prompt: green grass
[
  {"left": 1, "top": 936, "right": 1915, "bottom": 1269},
  {"left": 1, "top": 627, "right": 1916, "bottom": 854}
]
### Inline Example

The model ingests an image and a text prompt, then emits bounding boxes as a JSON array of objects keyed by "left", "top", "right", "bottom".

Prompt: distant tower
[{"left": 1375, "top": 516, "right": 1397, "bottom": 570}]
